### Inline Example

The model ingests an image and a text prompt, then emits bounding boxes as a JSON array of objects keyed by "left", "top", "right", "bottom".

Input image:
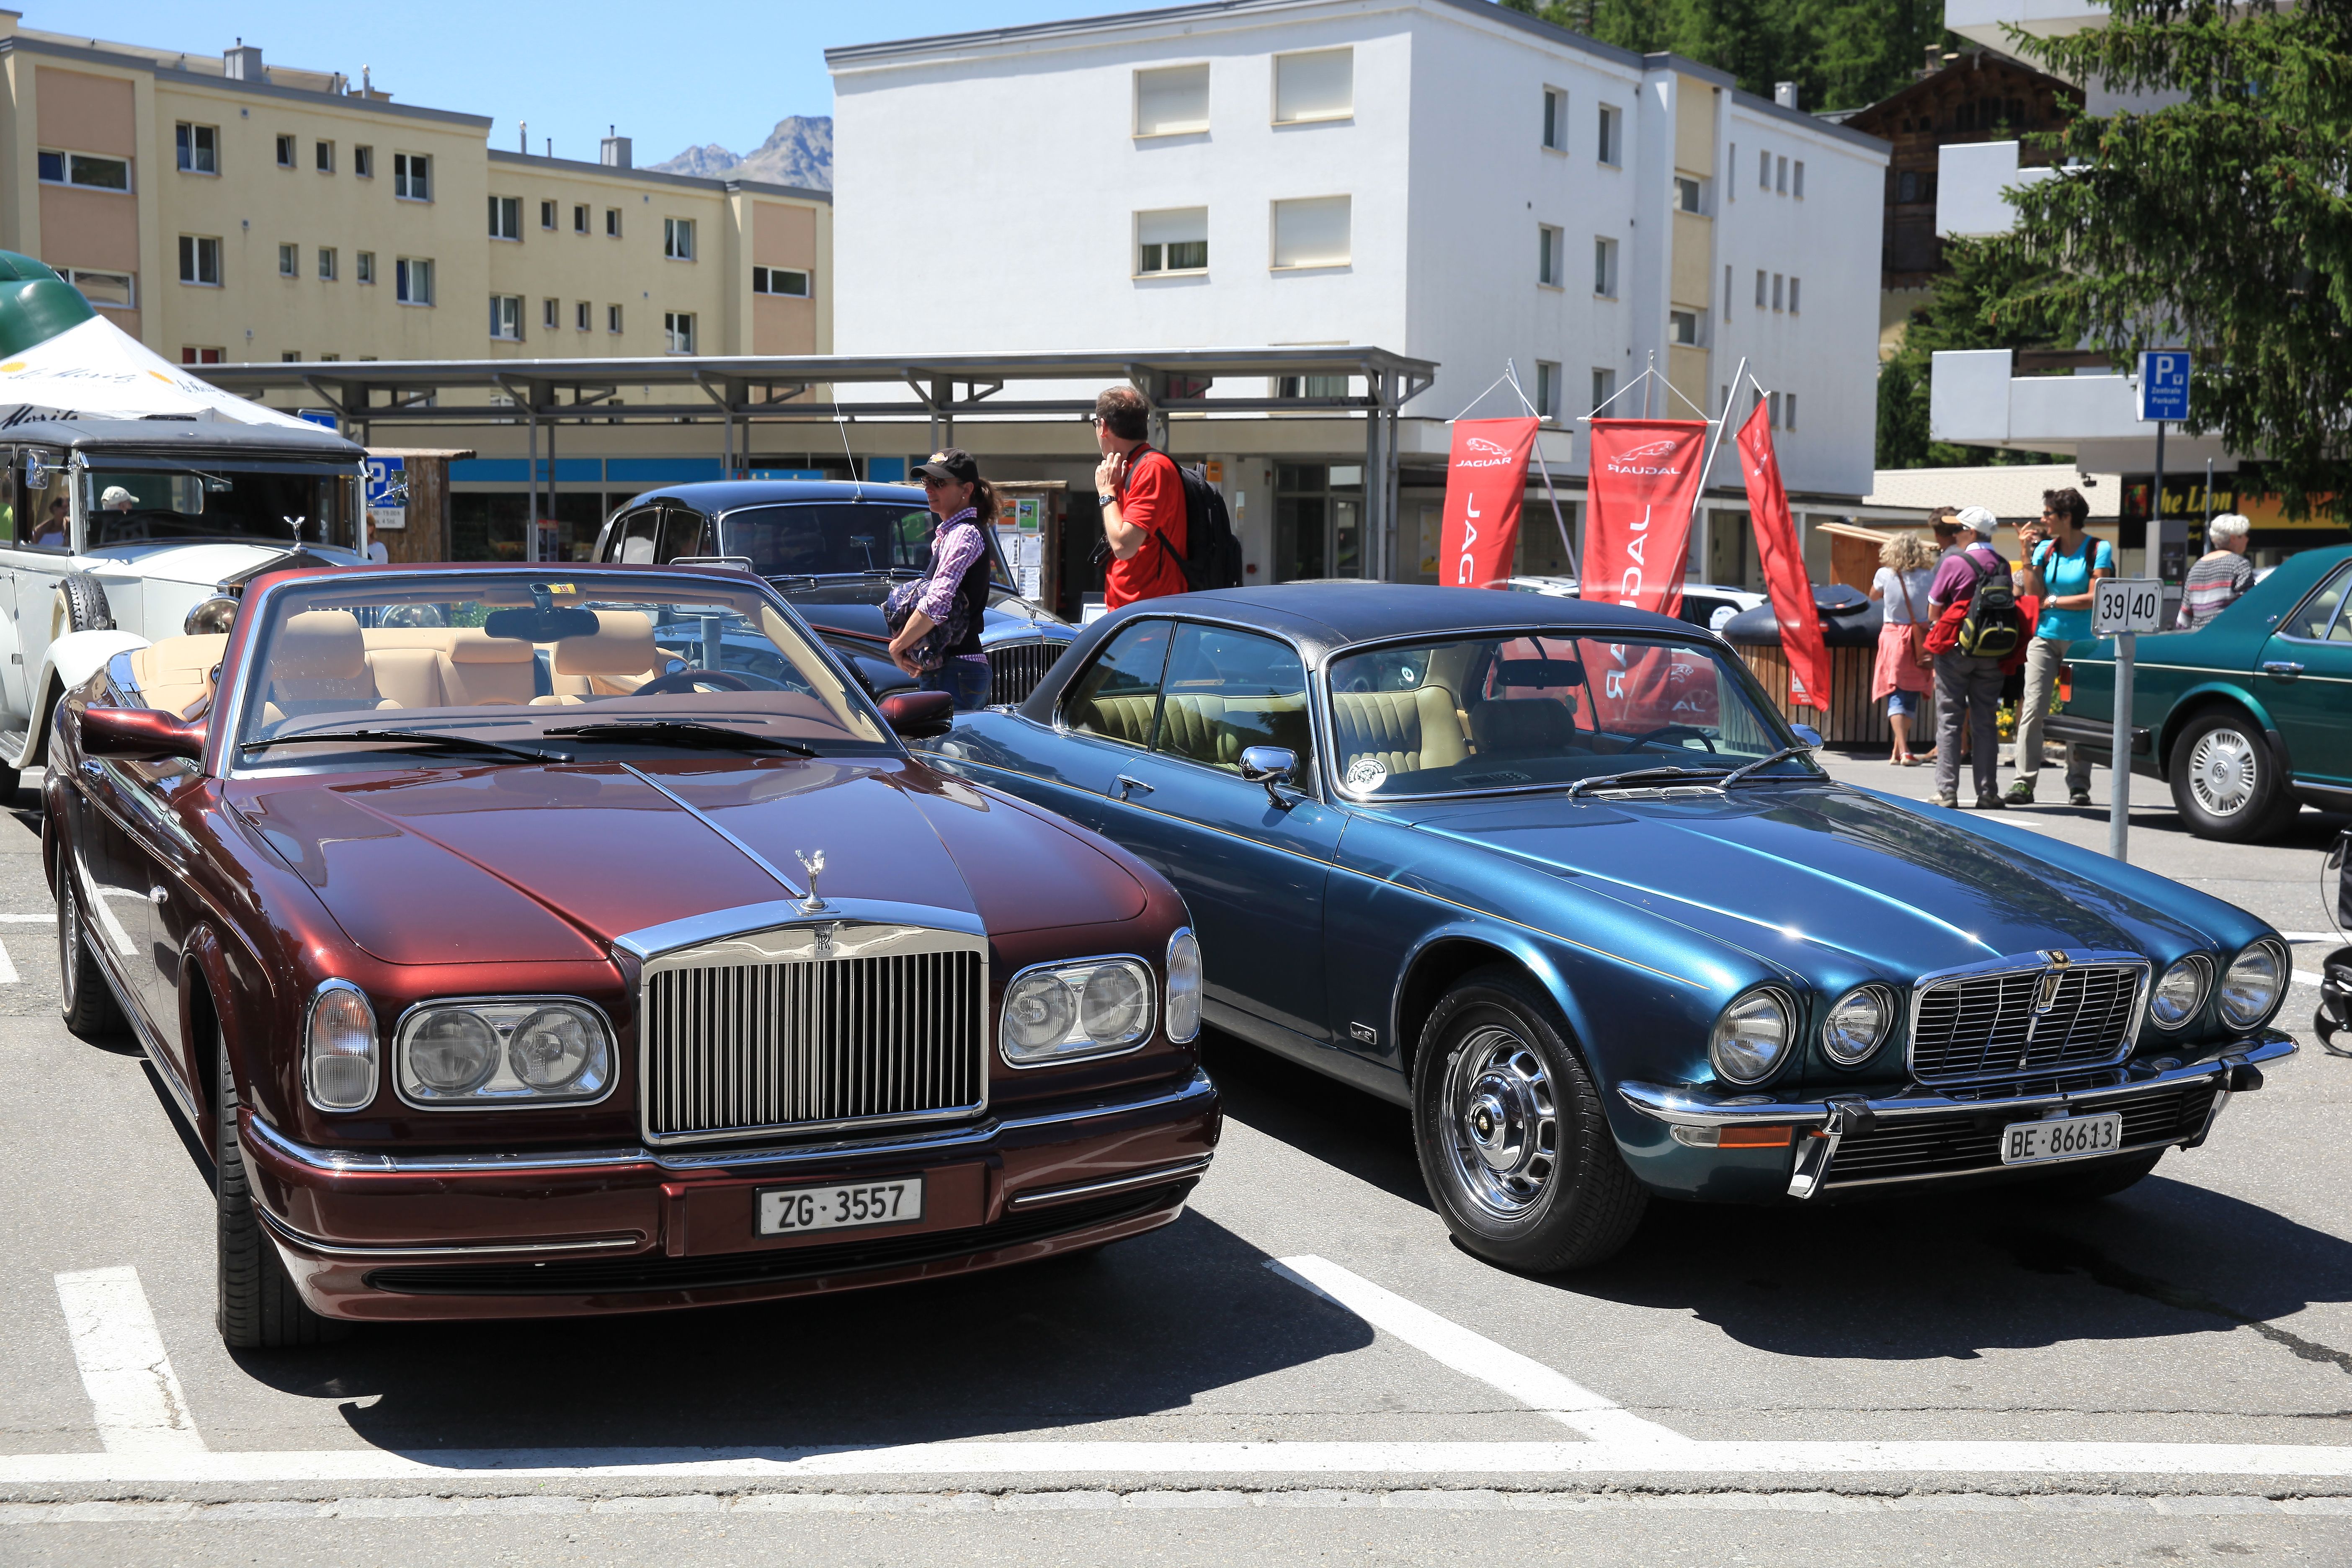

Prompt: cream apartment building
[{"left": 0, "top": 12, "right": 830, "bottom": 369}]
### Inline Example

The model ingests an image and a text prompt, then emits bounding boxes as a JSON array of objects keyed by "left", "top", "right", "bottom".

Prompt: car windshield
[
  {"left": 80, "top": 466, "right": 353, "bottom": 551},
  {"left": 232, "top": 571, "right": 889, "bottom": 762},
  {"left": 717, "top": 503, "right": 942, "bottom": 578},
  {"left": 1325, "top": 632, "right": 1807, "bottom": 798}
]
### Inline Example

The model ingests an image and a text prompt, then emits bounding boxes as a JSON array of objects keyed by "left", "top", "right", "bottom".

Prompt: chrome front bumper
[{"left": 1620, "top": 1031, "right": 2296, "bottom": 1200}]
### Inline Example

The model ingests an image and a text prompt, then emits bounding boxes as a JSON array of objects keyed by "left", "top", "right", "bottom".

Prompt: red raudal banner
[
  {"left": 1733, "top": 400, "right": 1829, "bottom": 710},
  {"left": 1437, "top": 418, "right": 1538, "bottom": 588},
  {"left": 1580, "top": 420, "right": 1706, "bottom": 616}
]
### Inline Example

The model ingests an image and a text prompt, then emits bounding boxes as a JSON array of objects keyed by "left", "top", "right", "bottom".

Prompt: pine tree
[{"left": 1498, "top": 0, "right": 1946, "bottom": 110}]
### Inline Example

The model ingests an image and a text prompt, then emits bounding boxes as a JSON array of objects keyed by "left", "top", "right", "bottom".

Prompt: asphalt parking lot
[{"left": 2, "top": 753, "right": 2349, "bottom": 1565}]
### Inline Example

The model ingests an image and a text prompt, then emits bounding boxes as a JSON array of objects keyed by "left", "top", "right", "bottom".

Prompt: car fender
[
  {"left": 15, "top": 629, "right": 147, "bottom": 769},
  {"left": 2155, "top": 679, "right": 2288, "bottom": 780}
]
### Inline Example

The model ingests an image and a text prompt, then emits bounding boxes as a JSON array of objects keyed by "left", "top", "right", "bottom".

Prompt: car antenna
[{"left": 832, "top": 393, "right": 862, "bottom": 500}]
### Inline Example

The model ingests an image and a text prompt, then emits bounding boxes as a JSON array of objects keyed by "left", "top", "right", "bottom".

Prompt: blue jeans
[{"left": 920, "top": 658, "right": 993, "bottom": 712}]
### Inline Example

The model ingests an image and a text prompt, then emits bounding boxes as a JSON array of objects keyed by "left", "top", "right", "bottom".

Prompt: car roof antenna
[{"left": 833, "top": 394, "right": 862, "bottom": 501}]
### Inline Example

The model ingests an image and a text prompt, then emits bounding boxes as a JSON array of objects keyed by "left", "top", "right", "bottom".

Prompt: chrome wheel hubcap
[
  {"left": 1443, "top": 1025, "right": 1558, "bottom": 1219},
  {"left": 2188, "top": 727, "right": 2258, "bottom": 817}
]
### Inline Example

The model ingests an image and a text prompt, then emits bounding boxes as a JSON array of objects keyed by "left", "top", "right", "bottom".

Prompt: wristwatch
[{"left": 1097, "top": 491, "right": 1117, "bottom": 507}]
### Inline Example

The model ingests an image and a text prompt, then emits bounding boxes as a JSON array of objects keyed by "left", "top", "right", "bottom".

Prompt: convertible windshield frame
[{"left": 1316, "top": 624, "right": 1810, "bottom": 805}]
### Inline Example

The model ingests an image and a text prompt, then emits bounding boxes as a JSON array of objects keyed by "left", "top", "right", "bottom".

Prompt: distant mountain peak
[{"left": 650, "top": 115, "right": 831, "bottom": 191}]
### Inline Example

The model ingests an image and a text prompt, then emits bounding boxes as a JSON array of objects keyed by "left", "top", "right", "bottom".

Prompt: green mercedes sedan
[{"left": 2054, "top": 544, "right": 2351, "bottom": 841}]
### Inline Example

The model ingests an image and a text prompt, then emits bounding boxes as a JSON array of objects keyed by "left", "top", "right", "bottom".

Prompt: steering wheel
[
  {"left": 634, "top": 668, "right": 753, "bottom": 696},
  {"left": 1629, "top": 724, "right": 1718, "bottom": 753}
]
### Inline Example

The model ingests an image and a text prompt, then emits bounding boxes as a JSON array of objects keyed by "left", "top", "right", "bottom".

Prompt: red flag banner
[
  {"left": 1437, "top": 417, "right": 1538, "bottom": 588},
  {"left": 1580, "top": 420, "right": 1706, "bottom": 616},
  {"left": 1733, "top": 399, "right": 1830, "bottom": 710}
]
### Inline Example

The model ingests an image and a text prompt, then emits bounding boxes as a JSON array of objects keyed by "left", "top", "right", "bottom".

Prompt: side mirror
[
  {"left": 1790, "top": 724, "right": 1824, "bottom": 749},
  {"left": 81, "top": 705, "right": 206, "bottom": 762},
  {"left": 1238, "top": 745, "right": 1302, "bottom": 808},
  {"left": 879, "top": 690, "right": 956, "bottom": 739}
]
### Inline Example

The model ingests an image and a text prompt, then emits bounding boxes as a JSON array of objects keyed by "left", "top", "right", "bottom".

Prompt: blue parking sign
[{"left": 2137, "top": 350, "right": 2190, "bottom": 421}]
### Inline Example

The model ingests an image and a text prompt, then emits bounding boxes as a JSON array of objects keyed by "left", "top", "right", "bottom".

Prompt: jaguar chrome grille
[
  {"left": 985, "top": 639, "right": 1065, "bottom": 705},
  {"left": 1908, "top": 953, "right": 2147, "bottom": 1086},
  {"left": 639, "top": 922, "right": 988, "bottom": 1145}
]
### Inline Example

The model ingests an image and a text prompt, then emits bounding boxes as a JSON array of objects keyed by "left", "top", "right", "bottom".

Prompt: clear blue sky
[{"left": 57, "top": 2, "right": 1187, "bottom": 165}]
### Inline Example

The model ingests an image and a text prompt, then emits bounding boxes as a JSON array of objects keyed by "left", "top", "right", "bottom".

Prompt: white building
[{"left": 827, "top": 0, "right": 1889, "bottom": 590}]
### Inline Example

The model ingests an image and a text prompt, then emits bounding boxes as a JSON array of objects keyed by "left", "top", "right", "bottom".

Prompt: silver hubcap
[
  {"left": 2188, "top": 727, "right": 2259, "bottom": 817},
  {"left": 1443, "top": 1025, "right": 1558, "bottom": 1220}
]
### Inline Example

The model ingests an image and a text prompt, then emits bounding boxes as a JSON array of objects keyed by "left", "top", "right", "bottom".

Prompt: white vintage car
[{"left": 0, "top": 418, "right": 368, "bottom": 794}]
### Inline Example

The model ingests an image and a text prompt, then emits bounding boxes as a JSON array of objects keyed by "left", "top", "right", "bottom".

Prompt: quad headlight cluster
[
  {"left": 2148, "top": 955, "right": 2212, "bottom": 1030},
  {"left": 2216, "top": 941, "right": 2287, "bottom": 1030},
  {"left": 1708, "top": 982, "right": 1898, "bottom": 1086},
  {"left": 300, "top": 982, "right": 615, "bottom": 1112},
  {"left": 1818, "top": 985, "right": 1896, "bottom": 1067}
]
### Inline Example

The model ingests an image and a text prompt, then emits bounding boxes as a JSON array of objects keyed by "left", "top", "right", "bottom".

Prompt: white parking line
[
  {"left": 0, "top": 913, "right": 44, "bottom": 923},
  {"left": 51, "top": 1269, "right": 204, "bottom": 1455},
  {"left": 0, "top": 938, "right": 17, "bottom": 984},
  {"left": 1266, "top": 1256, "right": 1689, "bottom": 1447}
]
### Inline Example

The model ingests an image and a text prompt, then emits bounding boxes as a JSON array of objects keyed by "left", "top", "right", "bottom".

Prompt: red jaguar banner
[
  {"left": 1582, "top": 419, "right": 1707, "bottom": 728},
  {"left": 1437, "top": 418, "right": 1538, "bottom": 589},
  {"left": 1734, "top": 399, "right": 1829, "bottom": 710}
]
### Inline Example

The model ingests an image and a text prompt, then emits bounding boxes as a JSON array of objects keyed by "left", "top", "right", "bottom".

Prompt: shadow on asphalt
[{"left": 1200, "top": 1029, "right": 1429, "bottom": 1215}]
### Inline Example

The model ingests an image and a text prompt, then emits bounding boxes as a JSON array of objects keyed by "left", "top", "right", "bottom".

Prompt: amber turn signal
[{"left": 1716, "top": 1124, "right": 1794, "bottom": 1148}]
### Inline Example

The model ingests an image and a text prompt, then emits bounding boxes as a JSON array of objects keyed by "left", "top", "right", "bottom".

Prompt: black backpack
[
  {"left": 1137, "top": 446, "right": 1244, "bottom": 592},
  {"left": 1955, "top": 549, "right": 2025, "bottom": 659}
]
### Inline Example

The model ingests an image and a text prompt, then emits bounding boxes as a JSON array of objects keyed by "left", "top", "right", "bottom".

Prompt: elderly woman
[
  {"left": 2177, "top": 513, "right": 2255, "bottom": 629},
  {"left": 1868, "top": 531, "right": 1939, "bottom": 765}
]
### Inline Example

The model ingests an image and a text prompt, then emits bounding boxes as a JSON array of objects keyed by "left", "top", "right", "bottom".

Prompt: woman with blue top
[{"left": 2008, "top": 486, "right": 2113, "bottom": 806}]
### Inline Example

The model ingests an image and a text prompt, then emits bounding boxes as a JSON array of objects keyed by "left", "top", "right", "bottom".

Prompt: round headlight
[
  {"left": 2218, "top": 942, "right": 2285, "bottom": 1029},
  {"left": 508, "top": 1006, "right": 598, "bottom": 1089},
  {"left": 1166, "top": 928, "right": 1202, "bottom": 1044},
  {"left": 304, "top": 982, "right": 378, "bottom": 1111},
  {"left": 183, "top": 595, "right": 239, "bottom": 637},
  {"left": 2149, "top": 957, "right": 2210, "bottom": 1030},
  {"left": 1002, "top": 971, "right": 1076, "bottom": 1055},
  {"left": 1080, "top": 963, "right": 1151, "bottom": 1045},
  {"left": 406, "top": 1010, "right": 499, "bottom": 1093},
  {"left": 1710, "top": 989, "right": 1794, "bottom": 1084},
  {"left": 1820, "top": 985, "right": 1891, "bottom": 1066}
]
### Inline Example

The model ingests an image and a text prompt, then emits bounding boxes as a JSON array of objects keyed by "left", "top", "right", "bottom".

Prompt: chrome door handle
[
  {"left": 2261, "top": 660, "right": 2304, "bottom": 679},
  {"left": 147, "top": 886, "right": 170, "bottom": 905},
  {"left": 1113, "top": 774, "right": 1153, "bottom": 801}
]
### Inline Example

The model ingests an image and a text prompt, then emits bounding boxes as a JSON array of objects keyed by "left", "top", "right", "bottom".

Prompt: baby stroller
[{"left": 2320, "top": 829, "right": 2352, "bottom": 1054}]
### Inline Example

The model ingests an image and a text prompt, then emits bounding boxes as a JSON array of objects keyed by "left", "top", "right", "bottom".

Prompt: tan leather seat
[
  {"left": 263, "top": 611, "right": 386, "bottom": 722},
  {"left": 1158, "top": 693, "right": 1313, "bottom": 771},
  {"left": 129, "top": 634, "right": 228, "bottom": 718},
  {"left": 356, "top": 628, "right": 537, "bottom": 708},
  {"left": 547, "top": 611, "right": 662, "bottom": 699},
  {"left": 1470, "top": 698, "right": 1578, "bottom": 757},
  {"left": 1331, "top": 687, "right": 1467, "bottom": 778},
  {"left": 1072, "top": 692, "right": 1157, "bottom": 746}
]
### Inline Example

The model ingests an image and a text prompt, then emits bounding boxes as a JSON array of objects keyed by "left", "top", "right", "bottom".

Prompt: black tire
[
  {"left": 2169, "top": 708, "right": 2293, "bottom": 842},
  {"left": 2030, "top": 1150, "right": 2163, "bottom": 1201},
  {"left": 217, "top": 1033, "right": 348, "bottom": 1348},
  {"left": 1411, "top": 966, "right": 1648, "bottom": 1272},
  {"left": 59, "top": 572, "right": 114, "bottom": 634},
  {"left": 55, "top": 852, "right": 126, "bottom": 1038}
]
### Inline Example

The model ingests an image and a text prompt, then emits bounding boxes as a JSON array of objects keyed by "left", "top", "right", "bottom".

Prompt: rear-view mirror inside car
[
  {"left": 482, "top": 606, "right": 602, "bottom": 642},
  {"left": 1496, "top": 658, "right": 1585, "bottom": 687}
]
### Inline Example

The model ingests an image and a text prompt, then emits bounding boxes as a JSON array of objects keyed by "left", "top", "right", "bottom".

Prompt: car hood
[
  {"left": 1382, "top": 781, "right": 2223, "bottom": 978},
  {"left": 230, "top": 757, "right": 1146, "bottom": 966},
  {"left": 87, "top": 540, "right": 359, "bottom": 587}
]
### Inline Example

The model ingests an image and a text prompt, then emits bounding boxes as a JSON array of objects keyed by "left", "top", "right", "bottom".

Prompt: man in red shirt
[{"left": 1094, "top": 385, "right": 1189, "bottom": 608}]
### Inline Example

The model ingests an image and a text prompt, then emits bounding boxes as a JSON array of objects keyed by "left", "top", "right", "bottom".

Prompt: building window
[
  {"left": 353, "top": 144, "right": 373, "bottom": 178},
  {"left": 1776, "top": 155, "right": 1789, "bottom": 194},
  {"left": 1537, "top": 224, "right": 1562, "bottom": 287},
  {"left": 1793, "top": 160, "right": 1805, "bottom": 199},
  {"left": 1769, "top": 389, "right": 1782, "bottom": 428},
  {"left": 1273, "top": 47, "right": 1352, "bottom": 124},
  {"left": 1722, "top": 264, "right": 1732, "bottom": 321},
  {"left": 1772, "top": 273, "right": 1785, "bottom": 311},
  {"left": 1591, "top": 367, "right": 1616, "bottom": 414},
  {"left": 175, "top": 122, "right": 218, "bottom": 174},
  {"left": 318, "top": 246, "right": 337, "bottom": 281},
  {"left": 1669, "top": 308, "right": 1700, "bottom": 346},
  {"left": 1534, "top": 361, "right": 1559, "bottom": 420},
  {"left": 752, "top": 266, "right": 810, "bottom": 297},
  {"left": 1755, "top": 268, "right": 1767, "bottom": 307},
  {"left": 64, "top": 269, "right": 134, "bottom": 309},
  {"left": 1759, "top": 147, "right": 1771, "bottom": 190},
  {"left": 574, "top": 204, "right": 590, "bottom": 234},
  {"left": 276, "top": 134, "right": 296, "bottom": 168},
  {"left": 277, "top": 243, "right": 299, "bottom": 278},
  {"left": 664, "top": 311, "right": 695, "bottom": 353},
  {"left": 1788, "top": 276, "right": 1802, "bottom": 314},
  {"left": 281, "top": 351, "right": 301, "bottom": 363},
  {"left": 663, "top": 218, "right": 695, "bottom": 260},
  {"left": 540, "top": 200, "right": 556, "bottom": 230},
  {"left": 1276, "top": 373, "right": 1349, "bottom": 399},
  {"left": 178, "top": 235, "right": 222, "bottom": 285},
  {"left": 181, "top": 347, "right": 223, "bottom": 365},
  {"left": 1785, "top": 392, "right": 1798, "bottom": 430},
  {"left": 1271, "top": 196, "right": 1350, "bottom": 269},
  {"left": 542, "top": 297, "right": 558, "bottom": 330},
  {"left": 1593, "top": 236, "right": 1618, "bottom": 298},
  {"left": 607, "top": 303, "right": 623, "bottom": 333},
  {"left": 489, "top": 195, "right": 521, "bottom": 240},
  {"left": 356, "top": 250, "right": 375, "bottom": 284},
  {"left": 1541, "top": 86, "right": 1566, "bottom": 150},
  {"left": 1136, "top": 207, "right": 1208, "bottom": 274},
  {"left": 320, "top": 353, "right": 340, "bottom": 362},
  {"left": 395, "top": 256, "right": 435, "bottom": 305},
  {"left": 1675, "top": 175, "right": 1702, "bottom": 214},
  {"left": 605, "top": 208, "right": 621, "bottom": 237},
  {"left": 576, "top": 300, "right": 591, "bottom": 330},
  {"left": 490, "top": 294, "right": 524, "bottom": 340},
  {"left": 1134, "top": 63, "right": 1209, "bottom": 136},
  {"left": 315, "top": 139, "right": 333, "bottom": 173},
  {"left": 37, "top": 150, "right": 131, "bottom": 191},
  {"left": 1727, "top": 143, "right": 1736, "bottom": 200},
  {"left": 393, "top": 152, "right": 431, "bottom": 200},
  {"left": 1597, "top": 104, "right": 1621, "bottom": 166}
]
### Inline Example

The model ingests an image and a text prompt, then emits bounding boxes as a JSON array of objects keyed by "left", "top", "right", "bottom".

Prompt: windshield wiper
[
  {"left": 540, "top": 721, "right": 818, "bottom": 756},
  {"left": 1565, "top": 763, "right": 1732, "bottom": 799},
  {"left": 238, "top": 727, "right": 552, "bottom": 763},
  {"left": 1720, "top": 745, "right": 1818, "bottom": 787}
]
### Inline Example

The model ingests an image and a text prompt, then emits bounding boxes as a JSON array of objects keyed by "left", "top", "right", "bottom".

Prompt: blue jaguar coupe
[{"left": 921, "top": 585, "right": 2295, "bottom": 1271}]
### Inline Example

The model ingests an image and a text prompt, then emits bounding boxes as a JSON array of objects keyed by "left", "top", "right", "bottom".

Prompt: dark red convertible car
[{"left": 48, "top": 562, "right": 1216, "bottom": 1346}]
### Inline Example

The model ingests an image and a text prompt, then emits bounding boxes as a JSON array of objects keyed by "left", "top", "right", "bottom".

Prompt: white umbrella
[{"left": 0, "top": 315, "right": 315, "bottom": 430}]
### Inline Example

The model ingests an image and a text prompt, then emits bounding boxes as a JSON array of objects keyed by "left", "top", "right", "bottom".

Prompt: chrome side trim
[
  {"left": 612, "top": 897, "right": 986, "bottom": 963},
  {"left": 238, "top": 1068, "right": 1218, "bottom": 1177},
  {"left": 255, "top": 1206, "right": 643, "bottom": 1261},
  {"left": 1007, "top": 1153, "right": 1214, "bottom": 1210}
]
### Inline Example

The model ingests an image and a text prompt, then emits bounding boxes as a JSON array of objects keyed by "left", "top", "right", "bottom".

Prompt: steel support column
[{"left": 526, "top": 403, "right": 540, "bottom": 565}]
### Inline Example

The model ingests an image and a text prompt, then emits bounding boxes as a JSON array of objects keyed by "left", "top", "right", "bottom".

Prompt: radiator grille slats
[
  {"left": 1910, "top": 962, "right": 2142, "bottom": 1084},
  {"left": 644, "top": 946, "right": 985, "bottom": 1142},
  {"left": 985, "top": 639, "right": 1066, "bottom": 706},
  {"left": 1822, "top": 1084, "right": 2215, "bottom": 1187}
]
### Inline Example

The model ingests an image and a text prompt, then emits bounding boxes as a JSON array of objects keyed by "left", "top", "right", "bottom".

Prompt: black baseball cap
[{"left": 910, "top": 448, "right": 979, "bottom": 485}]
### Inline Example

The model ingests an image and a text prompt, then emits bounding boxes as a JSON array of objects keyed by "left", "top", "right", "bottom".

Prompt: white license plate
[
  {"left": 756, "top": 1178, "right": 925, "bottom": 1237},
  {"left": 1999, "top": 1113, "right": 2125, "bottom": 1166}
]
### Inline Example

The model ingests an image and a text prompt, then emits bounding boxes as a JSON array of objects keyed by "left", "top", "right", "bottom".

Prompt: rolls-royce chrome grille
[
  {"left": 1908, "top": 952, "right": 2147, "bottom": 1086},
  {"left": 639, "top": 922, "right": 988, "bottom": 1145},
  {"left": 985, "top": 639, "right": 1066, "bottom": 705}
]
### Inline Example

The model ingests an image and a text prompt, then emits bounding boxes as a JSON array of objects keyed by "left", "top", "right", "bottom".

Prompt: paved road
[{"left": 2, "top": 758, "right": 2348, "bottom": 1565}]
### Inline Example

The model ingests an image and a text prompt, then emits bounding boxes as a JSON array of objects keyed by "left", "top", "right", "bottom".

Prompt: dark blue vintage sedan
[{"left": 921, "top": 585, "right": 2296, "bottom": 1271}]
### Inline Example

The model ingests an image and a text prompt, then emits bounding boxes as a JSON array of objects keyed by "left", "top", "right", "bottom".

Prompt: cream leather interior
[
  {"left": 249, "top": 610, "right": 670, "bottom": 727},
  {"left": 1158, "top": 693, "right": 1313, "bottom": 771},
  {"left": 1073, "top": 692, "right": 1158, "bottom": 747},
  {"left": 1330, "top": 686, "right": 1468, "bottom": 779},
  {"left": 543, "top": 610, "right": 660, "bottom": 702},
  {"left": 128, "top": 634, "right": 229, "bottom": 719}
]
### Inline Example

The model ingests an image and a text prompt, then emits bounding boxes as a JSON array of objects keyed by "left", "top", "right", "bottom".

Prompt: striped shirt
[{"left": 2176, "top": 550, "right": 2253, "bottom": 630}]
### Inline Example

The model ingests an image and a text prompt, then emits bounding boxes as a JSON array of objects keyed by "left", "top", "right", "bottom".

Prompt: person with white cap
[
  {"left": 100, "top": 485, "right": 135, "bottom": 510},
  {"left": 2176, "top": 513, "right": 2255, "bottom": 630},
  {"left": 1921, "top": 505, "right": 2015, "bottom": 810}
]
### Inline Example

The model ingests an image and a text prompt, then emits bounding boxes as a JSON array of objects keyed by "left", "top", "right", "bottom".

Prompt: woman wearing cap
[{"left": 885, "top": 448, "right": 998, "bottom": 711}]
